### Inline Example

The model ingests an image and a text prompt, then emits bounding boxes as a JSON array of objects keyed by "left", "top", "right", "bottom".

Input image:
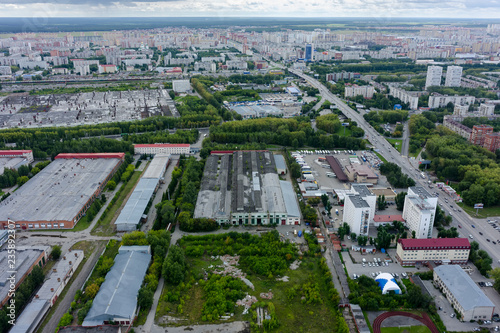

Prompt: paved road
[
  {"left": 42, "top": 242, "right": 106, "bottom": 333},
  {"left": 401, "top": 122, "right": 410, "bottom": 158},
  {"left": 286, "top": 68, "right": 500, "bottom": 267}
]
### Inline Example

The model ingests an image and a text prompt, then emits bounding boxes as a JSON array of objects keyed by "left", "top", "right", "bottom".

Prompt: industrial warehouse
[
  {"left": 115, "top": 154, "right": 170, "bottom": 231},
  {"left": 194, "top": 151, "right": 301, "bottom": 225},
  {"left": 0, "top": 153, "right": 124, "bottom": 229},
  {"left": 0, "top": 150, "right": 33, "bottom": 175}
]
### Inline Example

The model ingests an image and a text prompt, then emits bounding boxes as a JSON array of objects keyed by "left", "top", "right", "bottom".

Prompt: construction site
[{"left": 0, "top": 88, "right": 179, "bottom": 129}]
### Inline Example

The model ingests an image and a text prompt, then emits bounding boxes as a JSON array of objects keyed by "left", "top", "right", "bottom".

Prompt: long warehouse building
[
  {"left": 115, "top": 154, "right": 170, "bottom": 231},
  {"left": 0, "top": 153, "right": 124, "bottom": 229}
]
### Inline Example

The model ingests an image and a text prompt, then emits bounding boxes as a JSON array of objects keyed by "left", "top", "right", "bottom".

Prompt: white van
[{"left": 326, "top": 172, "right": 336, "bottom": 178}]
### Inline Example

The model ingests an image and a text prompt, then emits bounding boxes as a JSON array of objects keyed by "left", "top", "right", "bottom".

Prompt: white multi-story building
[
  {"left": 172, "top": 80, "right": 191, "bottom": 93},
  {"left": 425, "top": 65, "right": 443, "bottom": 90},
  {"left": 479, "top": 103, "right": 495, "bottom": 116},
  {"left": 428, "top": 94, "right": 475, "bottom": 109},
  {"left": 345, "top": 85, "right": 375, "bottom": 99},
  {"left": 343, "top": 194, "right": 371, "bottom": 236},
  {"left": 434, "top": 265, "right": 495, "bottom": 322},
  {"left": 134, "top": 144, "right": 190, "bottom": 155},
  {"left": 453, "top": 104, "right": 469, "bottom": 116},
  {"left": 388, "top": 86, "right": 419, "bottom": 110},
  {"left": 445, "top": 66, "right": 463, "bottom": 87},
  {"left": 402, "top": 187, "right": 437, "bottom": 239}
]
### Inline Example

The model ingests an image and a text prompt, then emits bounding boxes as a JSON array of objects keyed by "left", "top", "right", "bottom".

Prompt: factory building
[
  {"left": 194, "top": 151, "right": 301, "bottom": 225},
  {"left": 0, "top": 153, "right": 124, "bottom": 230}
]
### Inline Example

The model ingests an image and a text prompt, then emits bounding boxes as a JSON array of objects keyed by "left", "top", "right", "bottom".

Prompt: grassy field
[
  {"left": 381, "top": 325, "right": 431, "bottom": 333},
  {"left": 386, "top": 138, "right": 402, "bottom": 153},
  {"left": 457, "top": 202, "right": 500, "bottom": 218},
  {"left": 374, "top": 151, "right": 389, "bottom": 163},
  {"left": 335, "top": 125, "right": 352, "bottom": 137},
  {"left": 91, "top": 169, "right": 143, "bottom": 236},
  {"left": 156, "top": 236, "right": 339, "bottom": 332},
  {"left": 36, "top": 240, "right": 105, "bottom": 333}
]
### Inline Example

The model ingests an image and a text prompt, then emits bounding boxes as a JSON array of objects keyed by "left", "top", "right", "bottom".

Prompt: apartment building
[
  {"left": 425, "top": 65, "right": 443, "bottom": 90},
  {"left": 479, "top": 103, "right": 495, "bottom": 116},
  {"left": 343, "top": 195, "right": 371, "bottom": 236},
  {"left": 469, "top": 125, "right": 494, "bottom": 146},
  {"left": 443, "top": 116, "right": 472, "bottom": 139},
  {"left": 395, "top": 238, "right": 470, "bottom": 266},
  {"left": 388, "top": 86, "right": 419, "bottom": 110},
  {"left": 445, "top": 66, "right": 463, "bottom": 87},
  {"left": 345, "top": 84, "right": 375, "bottom": 99},
  {"left": 428, "top": 93, "right": 475, "bottom": 109},
  {"left": 402, "top": 187, "right": 437, "bottom": 239},
  {"left": 484, "top": 133, "right": 500, "bottom": 152}
]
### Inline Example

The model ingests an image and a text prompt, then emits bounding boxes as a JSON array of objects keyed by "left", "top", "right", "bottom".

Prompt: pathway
[{"left": 139, "top": 278, "right": 165, "bottom": 333}]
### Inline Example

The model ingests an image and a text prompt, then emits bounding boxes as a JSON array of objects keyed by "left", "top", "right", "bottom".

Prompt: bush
[{"left": 51, "top": 245, "right": 62, "bottom": 260}]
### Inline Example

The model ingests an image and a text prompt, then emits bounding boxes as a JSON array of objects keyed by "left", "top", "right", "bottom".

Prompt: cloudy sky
[{"left": 0, "top": 0, "right": 499, "bottom": 18}]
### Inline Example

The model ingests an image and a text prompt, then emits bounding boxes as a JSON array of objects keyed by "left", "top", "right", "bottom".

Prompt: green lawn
[
  {"left": 409, "top": 147, "right": 423, "bottom": 159},
  {"left": 91, "top": 170, "right": 144, "bottom": 236},
  {"left": 381, "top": 326, "right": 431, "bottom": 333},
  {"left": 386, "top": 138, "right": 402, "bottom": 153},
  {"left": 335, "top": 125, "right": 352, "bottom": 137},
  {"left": 457, "top": 202, "right": 500, "bottom": 218},
  {"left": 374, "top": 151, "right": 389, "bottom": 164}
]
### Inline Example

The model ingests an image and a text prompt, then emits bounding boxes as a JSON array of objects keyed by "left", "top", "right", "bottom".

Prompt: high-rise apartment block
[
  {"left": 342, "top": 185, "right": 376, "bottom": 236},
  {"left": 402, "top": 187, "right": 437, "bottom": 239},
  {"left": 305, "top": 44, "right": 313, "bottom": 62},
  {"left": 445, "top": 66, "right": 463, "bottom": 87},
  {"left": 469, "top": 125, "right": 494, "bottom": 146},
  {"left": 425, "top": 66, "right": 443, "bottom": 90}
]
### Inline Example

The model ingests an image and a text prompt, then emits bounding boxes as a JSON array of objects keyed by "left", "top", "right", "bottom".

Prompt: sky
[{"left": 0, "top": 0, "right": 500, "bottom": 18}]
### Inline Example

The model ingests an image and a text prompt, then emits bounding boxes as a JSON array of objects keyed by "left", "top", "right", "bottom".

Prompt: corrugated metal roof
[
  {"left": 274, "top": 154, "right": 286, "bottom": 171},
  {"left": 434, "top": 265, "right": 494, "bottom": 311},
  {"left": 115, "top": 178, "right": 158, "bottom": 231},
  {"left": 325, "top": 156, "right": 348, "bottom": 181},
  {"left": 280, "top": 181, "right": 300, "bottom": 218},
  {"left": 82, "top": 247, "right": 151, "bottom": 326},
  {"left": 142, "top": 154, "right": 170, "bottom": 179}
]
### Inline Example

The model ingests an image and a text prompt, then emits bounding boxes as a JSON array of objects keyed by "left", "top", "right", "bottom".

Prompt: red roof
[
  {"left": 373, "top": 215, "right": 404, "bottom": 223},
  {"left": 55, "top": 153, "right": 125, "bottom": 160},
  {"left": 0, "top": 150, "right": 32, "bottom": 156},
  {"left": 325, "top": 156, "right": 348, "bottom": 182},
  {"left": 134, "top": 144, "right": 190, "bottom": 148},
  {"left": 398, "top": 238, "right": 470, "bottom": 250}
]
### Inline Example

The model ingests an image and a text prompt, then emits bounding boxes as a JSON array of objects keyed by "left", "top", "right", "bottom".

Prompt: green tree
[
  {"left": 51, "top": 245, "right": 62, "bottom": 260},
  {"left": 377, "top": 195, "right": 386, "bottom": 210},
  {"left": 395, "top": 191, "right": 407, "bottom": 211},
  {"left": 137, "top": 286, "right": 154, "bottom": 309}
]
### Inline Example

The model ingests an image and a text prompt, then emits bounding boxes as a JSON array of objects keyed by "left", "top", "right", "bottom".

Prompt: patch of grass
[
  {"left": 335, "top": 125, "right": 352, "bottom": 137},
  {"left": 42, "top": 259, "right": 57, "bottom": 276},
  {"left": 37, "top": 241, "right": 105, "bottom": 333},
  {"left": 91, "top": 170, "right": 143, "bottom": 236},
  {"left": 386, "top": 138, "right": 402, "bottom": 153},
  {"left": 381, "top": 326, "right": 431, "bottom": 333},
  {"left": 363, "top": 310, "right": 374, "bottom": 333},
  {"left": 409, "top": 147, "right": 423, "bottom": 158},
  {"left": 374, "top": 151, "right": 388, "bottom": 164},
  {"left": 457, "top": 202, "right": 500, "bottom": 218}
]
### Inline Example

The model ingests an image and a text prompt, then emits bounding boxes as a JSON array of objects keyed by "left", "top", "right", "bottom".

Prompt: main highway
[{"left": 287, "top": 67, "right": 500, "bottom": 267}]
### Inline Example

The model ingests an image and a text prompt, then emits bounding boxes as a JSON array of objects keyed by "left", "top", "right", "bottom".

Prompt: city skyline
[{"left": 1, "top": 0, "right": 500, "bottom": 19}]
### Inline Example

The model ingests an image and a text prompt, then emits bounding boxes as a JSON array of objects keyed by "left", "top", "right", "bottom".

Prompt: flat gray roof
[
  {"left": 274, "top": 154, "right": 287, "bottom": 171},
  {"left": 230, "top": 104, "right": 282, "bottom": 117},
  {"left": 352, "top": 184, "right": 373, "bottom": 198},
  {"left": 142, "top": 154, "right": 170, "bottom": 179},
  {"left": 347, "top": 194, "right": 370, "bottom": 208},
  {"left": 0, "top": 246, "right": 50, "bottom": 304},
  {"left": 0, "top": 157, "right": 27, "bottom": 175},
  {"left": 36, "top": 250, "right": 84, "bottom": 300},
  {"left": 280, "top": 181, "right": 301, "bottom": 218},
  {"left": 115, "top": 178, "right": 158, "bottom": 231},
  {"left": 434, "top": 265, "right": 495, "bottom": 311},
  {"left": 9, "top": 299, "right": 49, "bottom": 333},
  {"left": 83, "top": 246, "right": 151, "bottom": 326},
  {"left": 410, "top": 186, "right": 432, "bottom": 199},
  {"left": 0, "top": 157, "right": 121, "bottom": 223},
  {"left": 408, "top": 196, "right": 434, "bottom": 212}
]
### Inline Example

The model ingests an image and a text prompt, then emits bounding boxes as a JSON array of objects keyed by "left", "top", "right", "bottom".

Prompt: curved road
[{"left": 286, "top": 67, "right": 500, "bottom": 267}]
